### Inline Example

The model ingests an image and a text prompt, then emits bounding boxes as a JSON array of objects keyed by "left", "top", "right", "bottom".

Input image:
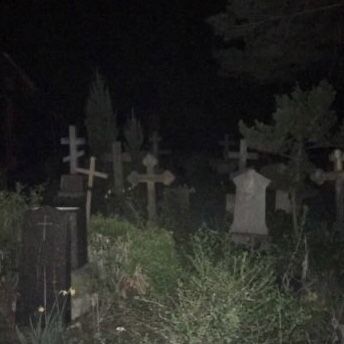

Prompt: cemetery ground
[{"left": 1, "top": 155, "right": 344, "bottom": 343}]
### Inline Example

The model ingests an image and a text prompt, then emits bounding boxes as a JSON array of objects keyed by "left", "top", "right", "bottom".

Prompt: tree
[
  {"left": 239, "top": 80, "right": 337, "bottom": 232},
  {"left": 207, "top": 1, "right": 344, "bottom": 84},
  {"left": 85, "top": 70, "right": 118, "bottom": 157}
]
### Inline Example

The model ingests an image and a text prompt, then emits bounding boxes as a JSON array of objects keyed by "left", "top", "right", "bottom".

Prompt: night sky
[{"left": 1, "top": 1, "right": 343, "bottom": 182}]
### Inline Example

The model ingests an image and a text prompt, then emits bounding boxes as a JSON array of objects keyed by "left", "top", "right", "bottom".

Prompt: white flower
[
  {"left": 116, "top": 326, "right": 126, "bottom": 332},
  {"left": 59, "top": 290, "right": 68, "bottom": 296},
  {"left": 38, "top": 306, "right": 45, "bottom": 313},
  {"left": 69, "top": 287, "right": 76, "bottom": 296}
]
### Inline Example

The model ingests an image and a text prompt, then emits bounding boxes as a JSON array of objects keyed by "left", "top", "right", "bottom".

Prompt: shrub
[
  {"left": 153, "top": 231, "right": 311, "bottom": 343},
  {"left": 89, "top": 215, "right": 182, "bottom": 297}
]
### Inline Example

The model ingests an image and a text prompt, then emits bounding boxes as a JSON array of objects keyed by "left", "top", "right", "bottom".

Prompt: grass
[{"left": 1, "top": 181, "right": 344, "bottom": 343}]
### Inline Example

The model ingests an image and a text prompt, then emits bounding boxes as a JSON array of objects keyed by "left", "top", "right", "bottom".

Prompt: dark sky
[
  {"left": 1, "top": 1, "right": 342, "bottom": 182},
  {"left": 2, "top": 1, "right": 243, "bottom": 137}
]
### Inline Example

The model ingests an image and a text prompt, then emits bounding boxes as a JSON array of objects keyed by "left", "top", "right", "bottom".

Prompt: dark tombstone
[
  {"left": 58, "top": 174, "right": 85, "bottom": 198},
  {"left": 56, "top": 207, "right": 87, "bottom": 270},
  {"left": 16, "top": 207, "right": 71, "bottom": 325}
]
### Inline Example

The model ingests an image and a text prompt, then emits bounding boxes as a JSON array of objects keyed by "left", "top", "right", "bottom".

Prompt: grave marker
[
  {"left": 231, "top": 169, "right": 270, "bottom": 244},
  {"left": 127, "top": 154, "right": 175, "bottom": 222},
  {"left": 228, "top": 139, "right": 259, "bottom": 171},
  {"left": 61, "top": 125, "right": 86, "bottom": 174},
  {"left": 149, "top": 131, "right": 171, "bottom": 158},
  {"left": 58, "top": 174, "right": 85, "bottom": 198},
  {"left": 163, "top": 185, "right": 195, "bottom": 212},
  {"left": 17, "top": 206, "right": 71, "bottom": 325},
  {"left": 76, "top": 157, "right": 108, "bottom": 228},
  {"left": 218, "top": 134, "right": 232, "bottom": 160},
  {"left": 275, "top": 190, "right": 292, "bottom": 213},
  {"left": 311, "top": 149, "right": 344, "bottom": 232}
]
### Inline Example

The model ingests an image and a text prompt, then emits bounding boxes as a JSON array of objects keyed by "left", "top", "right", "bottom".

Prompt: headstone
[
  {"left": 275, "top": 190, "right": 292, "bottom": 213},
  {"left": 149, "top": 131, "right": 171, "bottom": 159},
  {"left": 127, "top": 154, "right": 175, "bottom": 222},
  {"left": 311, "top": 149, "right": 344, "bottom": 232},
  {"left": 163, "top": 185, "right": 195, "bottom": 212},
  {"left": 61, "top": 125, "right": 86, "bottom": 174},
  {"left": 228, "top": 139, "right": 259, "bottom": 171},
  {"left": 56, "top": 207, "right": 87, "bottom": 270},
  {"left": 225, "top": 193, "right": 235, "bottom": 214},
  {"left": 17, "top": 206, "right": 71, "bottom": 325},
  {"left": 230, "top": 169, "right": 270, "bottom": 244},
  {"left": 76, "top": 157, "right": 108, "bottom": 228},
  {"left": 58, "top": 174, "right": 85, "bottom": 198},
  {"left": 218, "top": 134, "right": 232, "bottom": 161}
]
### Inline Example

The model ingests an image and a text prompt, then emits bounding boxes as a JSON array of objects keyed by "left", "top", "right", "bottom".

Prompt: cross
[
  {"left": 149, "top": 131, "right": 171, "bottom": 158},
  {"left": 218, "top": 134, "right": 232, "bottom": 161},
  {"left": 228, "top": 139, "right": 259, "bottom": 171},
  {"left": 127, "top": 154, "right": 175, "bottom": 222},
  {"left": 61, "top": 125, "right": 86, "bottom": 174},
  {"left": 37, "top": 215, "right": 54, "bottom": 242},
  {"left": 76, "top": 157, "right": 108, "bottom": 228},
  {"left": 311, "top": 149, "right": 344, "bottom": 230},
  {"left": 111, "top": 141, "right": 132, "bottom": 195}
]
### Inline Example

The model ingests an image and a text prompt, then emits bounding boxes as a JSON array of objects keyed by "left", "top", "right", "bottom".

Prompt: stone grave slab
[
  {"left": 230, "top": 169, "right": 270, "bottom": 245},
  {"left": 275, "top": 190, "right": 291, "bottom": 213},
  {"left": 311, "top": 149, "right": 344, "bottom": 233},
  {"left": 17, "top": 206, "right": 71, "bottom": 325},
  {"left": 163, "top": 185, "right": 195, "bottom": 212},
  {"left": 58, "top": 174, "right": 85, "bottom": 198}
]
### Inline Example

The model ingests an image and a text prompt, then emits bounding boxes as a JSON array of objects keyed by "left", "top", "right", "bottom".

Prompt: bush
[
  {"left": 153, "top": 231, "right": 311, "bottom": 344},
  {"left": 89, "top": 215, "right": 182, "bottom": 297}
]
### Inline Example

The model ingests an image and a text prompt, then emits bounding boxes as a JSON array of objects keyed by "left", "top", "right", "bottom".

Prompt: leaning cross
[
  {"left": 228, "top": 139, "right": 259, "bottom": 171},
  {"left": 127, "top": 154, "right": 175, "bottom": 222},
  {"left": 311, "top": 149, "right": 344, "bottom": 230},
  {"left": 61, "top": 125, "right": 86, "bottom": 174},
  {"left": 76, "top": 157, "right": 108, "bottom": 228}
]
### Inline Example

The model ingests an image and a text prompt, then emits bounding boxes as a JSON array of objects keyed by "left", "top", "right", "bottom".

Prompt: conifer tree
[
  {"left": 85, "top": 70, "right": 118, "bottom": 157},
  {"left": 240, "top": 80, "right": 337, "bottom": 232}
]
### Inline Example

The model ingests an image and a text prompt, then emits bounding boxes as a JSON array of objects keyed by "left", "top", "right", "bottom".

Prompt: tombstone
[
  {"left": 228, "top": 139, "right": 259, "bottom": 172},
  {"left": 56, "top": 207, "right": 87, "bottom": 270},
  {"left": 61, "top": 125, "right": 86, "bottom": 174},
  {"left": 163, "top": 185, "right": 195, "bottom": 213},
  {"left": 58, "top": 174, "right": 85, "bottom": 198},
  {"left": 311, "top": 149, "right": 344, "bottom": 233},
  {"left": 275, "top": 190, "right": 292, "bottom": 213},
  {"left": 230, "top": 169, "right": 270, "bottom": 245},
  {"left": 76, "top": 157, "right": 108, "bottom": 228},
  {"left": 127, "top": 154, "right": 175, "bottom": 222},
  {"left": 149, "top": 131, "right": 171, "bottom": 159},
  {"left": 17, "top": 207, "right": 71, "bottom": 325},
  {"left": 225, "top": 193, "right": 235, "bottom": 214},
  {"left": 218, "top": 134, "right": 233, "bottom": 161}
]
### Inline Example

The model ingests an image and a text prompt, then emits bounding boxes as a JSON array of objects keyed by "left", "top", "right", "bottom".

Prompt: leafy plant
[{"left": 89, "top": 216, "right": 182, "bottom": 297}]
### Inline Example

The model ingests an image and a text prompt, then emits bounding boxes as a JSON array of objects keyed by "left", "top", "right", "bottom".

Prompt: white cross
[{"left": 61, "top": 125, "right": 86, "bottom": 174}]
